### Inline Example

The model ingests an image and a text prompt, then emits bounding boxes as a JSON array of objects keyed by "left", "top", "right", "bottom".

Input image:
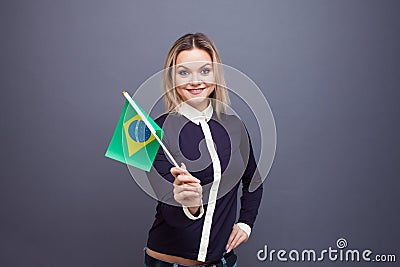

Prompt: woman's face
[{"left": 175, "top": 48, "right": 215, "bottom": 111}]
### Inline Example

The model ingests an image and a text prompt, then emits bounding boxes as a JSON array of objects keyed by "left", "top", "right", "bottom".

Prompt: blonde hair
[{"left": 162, "top": 33, "right": 230, "bottom": 116}]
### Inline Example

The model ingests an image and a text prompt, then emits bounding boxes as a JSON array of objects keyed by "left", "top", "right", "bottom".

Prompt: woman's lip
[{"left": 186, "top": 88, "right": 205, "bottom": 95}]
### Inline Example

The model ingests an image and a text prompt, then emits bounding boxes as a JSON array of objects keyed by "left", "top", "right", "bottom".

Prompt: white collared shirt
[{"left": 177, "top": 101, "right": 213, "bottom": 125}]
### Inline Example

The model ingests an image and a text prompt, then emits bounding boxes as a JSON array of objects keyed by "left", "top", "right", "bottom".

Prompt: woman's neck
[{"left": 186, "top": 100, "right": 210, "bottom": 112}]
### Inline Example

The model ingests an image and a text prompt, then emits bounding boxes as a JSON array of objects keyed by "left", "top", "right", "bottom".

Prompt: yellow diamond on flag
[{"left": 123, "top": 114, "right": 155, "bottom": 156}]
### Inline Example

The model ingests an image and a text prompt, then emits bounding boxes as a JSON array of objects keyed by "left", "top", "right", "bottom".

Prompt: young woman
[{"left": 145, "top": 33, "right": 263, "bottom": 267}]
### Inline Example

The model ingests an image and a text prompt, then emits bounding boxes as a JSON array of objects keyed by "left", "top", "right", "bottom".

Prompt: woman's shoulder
[
  {"left": 154, "top": 113, "right": 168, "bottom": 125},
  {"left": 217, "top": 112, "right": 246, "bottom": 128},
  {"left": 155, "top": 111, "right": 246, "bottom": 131},
  {"left": 154, "top": 112, "right": 183, "bottom": 128}
]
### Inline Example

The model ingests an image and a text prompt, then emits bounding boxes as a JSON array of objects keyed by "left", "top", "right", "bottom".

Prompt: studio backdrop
[{"left": 1, "top": 0, "right": 399, "bottom": 266}]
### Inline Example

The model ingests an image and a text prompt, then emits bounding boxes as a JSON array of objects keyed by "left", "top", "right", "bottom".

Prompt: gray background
[{"left": 1, "top": 0, "right": 399, "bottom": 266}]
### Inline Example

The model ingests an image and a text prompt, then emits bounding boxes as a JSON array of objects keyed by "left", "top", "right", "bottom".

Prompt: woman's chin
[{"left": 184, "top": 97, "right": 209, "bottom": 108}]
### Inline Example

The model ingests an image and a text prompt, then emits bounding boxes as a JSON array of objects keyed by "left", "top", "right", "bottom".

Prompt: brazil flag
[{"left": 105, "top": 99, "right": 164, "bottom": 171}]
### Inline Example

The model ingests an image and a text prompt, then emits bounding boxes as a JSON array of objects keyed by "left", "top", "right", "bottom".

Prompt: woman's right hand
[{"left": 170, "top": 163, "right": 202, "bottom": 214}]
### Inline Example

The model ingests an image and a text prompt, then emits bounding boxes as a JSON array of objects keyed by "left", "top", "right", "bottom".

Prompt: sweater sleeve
[
  {"left": 237, "top": 122, "right": 263, "bottom": 229},
  {"left": 145, "top": 116, "right": 204, "bottom": 228}
]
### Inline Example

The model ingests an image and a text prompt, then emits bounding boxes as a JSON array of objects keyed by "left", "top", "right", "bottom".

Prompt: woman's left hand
[{"left": 226, "top": 224, "right": 249, "bottom": 253}]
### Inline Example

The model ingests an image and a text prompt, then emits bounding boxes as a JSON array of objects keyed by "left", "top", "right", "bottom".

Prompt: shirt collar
[{"left": 177, "top": 101, "right": 213, "bottom": 125}]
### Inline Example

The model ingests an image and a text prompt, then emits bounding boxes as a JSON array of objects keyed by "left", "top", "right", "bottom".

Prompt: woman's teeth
[{"left": 187, "top": 88, "right": 204, "bottom": 95}]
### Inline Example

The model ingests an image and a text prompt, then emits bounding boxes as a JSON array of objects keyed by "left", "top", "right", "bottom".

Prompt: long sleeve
[
  {"left": 237, "top": 123, "right": 263, "bottom": 229},
  {"left": 145, "top": 116, "right": 204, "bottom": 229}
]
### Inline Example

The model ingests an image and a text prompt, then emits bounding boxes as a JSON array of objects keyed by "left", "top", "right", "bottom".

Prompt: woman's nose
[{"left": 190, "top": 73, "right": 201, "bottom": 85}]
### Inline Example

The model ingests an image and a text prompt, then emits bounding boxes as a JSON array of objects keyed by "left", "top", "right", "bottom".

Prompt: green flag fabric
[{"left": 105, "top": 99, "right": 164, "bottom": 171}]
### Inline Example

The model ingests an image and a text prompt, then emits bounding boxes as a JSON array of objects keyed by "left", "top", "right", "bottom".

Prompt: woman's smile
[{"left": 186, "top": 87, "right": 206, "bottom": 95}]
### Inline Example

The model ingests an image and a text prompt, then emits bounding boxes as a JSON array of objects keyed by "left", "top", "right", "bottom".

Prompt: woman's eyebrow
[
  {"left": 176, "top": 63, "right": 212, "bottom": 70},
  {"left": 199, "top": 63, "right": 212, "bottom": 68}
]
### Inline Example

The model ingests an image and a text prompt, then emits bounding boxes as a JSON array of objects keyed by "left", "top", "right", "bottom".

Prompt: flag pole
[{"left": 122, "top": 91, "right": 181, "bottom": 169}]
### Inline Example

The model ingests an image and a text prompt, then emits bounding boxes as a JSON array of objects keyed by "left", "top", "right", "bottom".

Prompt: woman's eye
[
  {"left": 179, "top": 70, "right": 189, "bottom": 76},
  {"left": 201, "top": 68, "right": 210, "bottom": 75}
]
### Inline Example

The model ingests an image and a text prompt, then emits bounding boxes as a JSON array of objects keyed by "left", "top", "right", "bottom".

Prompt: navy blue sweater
[{"left": 146, "top": 111, "right": 263, "bottom": 261}]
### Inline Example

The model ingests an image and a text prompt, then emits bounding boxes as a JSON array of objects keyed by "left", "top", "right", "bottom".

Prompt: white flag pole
[{"left": 122, "top": 91, "right": 181, "bottom": 169}]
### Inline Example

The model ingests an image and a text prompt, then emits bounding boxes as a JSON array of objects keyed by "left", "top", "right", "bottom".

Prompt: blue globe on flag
[{"left": 129, "top": 120, "right": 151, "bottom": 143}]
